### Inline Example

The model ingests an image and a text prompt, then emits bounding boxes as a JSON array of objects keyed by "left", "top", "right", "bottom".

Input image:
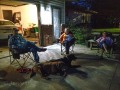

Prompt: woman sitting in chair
[
  {"left": 96, "top": 32, "right": 113, "bottom": 53},
  {"left": 59, "top": 28, "right": 75, "bottom": 54}
]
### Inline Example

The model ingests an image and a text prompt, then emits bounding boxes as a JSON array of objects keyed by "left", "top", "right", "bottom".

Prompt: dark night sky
[
  {"left": 92, "top": 0, "right": 120, "bottom": 28},
  {"left": 91, "top": 0, "right": 120, "bottom": 15},
  {"left": 68, "top": 0, "right": 120, "bottom": 15},
  {"left": 92, "top": 0, "right": 120, "bottom": 10},
  {"left": 66, "top": 0, "right": 120, "bottom": 28}
]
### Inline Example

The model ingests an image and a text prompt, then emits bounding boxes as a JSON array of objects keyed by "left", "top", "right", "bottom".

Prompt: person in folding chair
[
  {"left": 8, "top": 28, "right": 47, "bottom": 64},
  {"left": 96, "top": 32, "right": 113, "bottom": 58},
  {"left": 59, "top": 27, "right": 75, "bottom": 55}
]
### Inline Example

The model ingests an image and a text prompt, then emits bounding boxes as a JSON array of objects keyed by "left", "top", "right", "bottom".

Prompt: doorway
[{"left": 52, "top": 7, "right": 61, "bottom": 41}]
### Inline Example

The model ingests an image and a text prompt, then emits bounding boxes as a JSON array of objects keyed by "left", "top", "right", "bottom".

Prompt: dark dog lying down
[
  {"left": 30, "top": 54, "right": 77, "bottom": 78},
  {"left": 31, "top": 61, "right": 67, "bottom": 78}
]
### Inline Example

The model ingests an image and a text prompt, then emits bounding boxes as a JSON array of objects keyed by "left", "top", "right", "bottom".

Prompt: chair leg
[
  {"left": 72, "top": 44, "right": 75, "bottom": 53},
  {"left": 9, "top": 52, "right": 34, "bottom": 68},
  {"left": 26, "top": 52, "right": 35, "bottom": 62},
  {"left": 22, "top": 55, "right": 28, "bottom": 67},
  {"left": 60, "top": 43, "right": 75, "bottom": 55},
  {"left": 61, "top": 44, "right": 65, "bottom": 55},
  {"left": 21, "top": 54, "right": 30, "bottom": 67},
  {"left": 61, "top": 44, "right": 63, "bottom": 55},
  {"left": 9, "top": 51, "right": 12, "bottom": 64},
  {"left": 16, "top": 59, "right": 23, "bottom": 68},
  {"left": 69, "top": 44, "right": 75, "bottom": 54},
  {"left": 10, "top": 59, "right": 15, "bottom": 64},
  {"left": 97, "top": 48, "right": 104, "bottom": 58},
  {"left": 106, "top": 48, "right": 113, "bottom": 58}
]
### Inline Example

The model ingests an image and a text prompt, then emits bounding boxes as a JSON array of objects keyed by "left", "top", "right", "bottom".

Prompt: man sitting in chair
[
  {"left": 96, "top": 32, "right": 113, "bottom": 54},
  {"left": 8, "top": 28, "right": 47, "bottom": 64},
  {"left": 59, "top": 28, "right": 75, "bottom": 54}
]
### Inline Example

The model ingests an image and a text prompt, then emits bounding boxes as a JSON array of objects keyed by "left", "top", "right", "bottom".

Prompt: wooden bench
[{"left": 88, "top": 39, "right": 98, "bottom": 50}]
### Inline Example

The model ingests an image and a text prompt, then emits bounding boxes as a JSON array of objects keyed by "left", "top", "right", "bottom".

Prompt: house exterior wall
[
  {"left": 0, "top": 0, "right": 65, "bottom": 46},
  {"left": 66, "top": 9, "right": 92, "bottom": 25},
  {"left": 0, "top": 0, "right": 65, "bottom": 27},
  {"left": 40, "top": 0, "right": 65, "bottom": 45},
  {"left": 13, "top": 4, "right": 38, "bottom": 28},
  {"left": 0, "top": 4, "right": 38, "bottom": 28}
]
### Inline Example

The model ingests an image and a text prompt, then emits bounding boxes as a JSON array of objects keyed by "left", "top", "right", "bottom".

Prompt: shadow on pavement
[
  {"left": 74, "top": 53, "right": 100, "bottom": 60},
  {"left": 67, "top": 68, "right": 88, "bottom": 78}
]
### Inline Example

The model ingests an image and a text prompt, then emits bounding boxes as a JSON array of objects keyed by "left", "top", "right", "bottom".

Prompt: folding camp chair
[
  {"left": 61, "top": 43, "right": 75, "bottom": 55},
  {"left": 96, "top": 43, "right": 113, "bottom": 58},
  {"left": 8, "top": 34, "right": 34, "bottom": 68},
  {"left": 9, "top": 48, "right": 35, "bottom": 68}
]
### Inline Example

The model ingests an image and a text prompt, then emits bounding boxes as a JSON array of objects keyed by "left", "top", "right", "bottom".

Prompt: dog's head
[
  {"left": 61, "top": 54, "right": 77, "bottom": 67},
  {"left": 66, "top": 54, "right": 77, "bottom": 61}
]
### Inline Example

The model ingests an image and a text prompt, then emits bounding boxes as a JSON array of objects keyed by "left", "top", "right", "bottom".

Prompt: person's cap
[{"left": 13, "top": 28, "right": 19, "bottom": 31}]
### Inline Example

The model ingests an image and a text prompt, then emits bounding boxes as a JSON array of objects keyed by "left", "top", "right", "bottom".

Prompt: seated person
[
  {"left": 59, "top": 28, "right": 75, "bottom": 54},
  {"left": 8, "top": 28, "right": 47, "bottom": 63},
  {"left": 14, "top": 18, "right": 23, "bottom": 35},
  {"left": 96, "top": 32, "right": 113, "bottom": 53}
]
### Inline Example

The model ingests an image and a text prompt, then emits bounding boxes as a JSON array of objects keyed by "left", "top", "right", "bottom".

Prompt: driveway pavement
[{"left": 0, "top": 43, "right": 120, "bottom": 90}]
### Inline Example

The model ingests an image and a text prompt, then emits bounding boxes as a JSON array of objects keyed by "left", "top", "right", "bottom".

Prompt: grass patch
[{"left": 92, "top": 28, "right": 120, "bottom": 33}]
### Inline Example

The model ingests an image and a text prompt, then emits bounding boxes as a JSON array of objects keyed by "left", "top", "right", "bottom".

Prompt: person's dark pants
[
  {"left": 25, "top": 41, "right": 40, "bottom": 63},
  {"left": 63, "top": 38, "right": 75, "bottom": 54},
  {"left": 99, "top": 41, "right": 112, "bottom": 51}
]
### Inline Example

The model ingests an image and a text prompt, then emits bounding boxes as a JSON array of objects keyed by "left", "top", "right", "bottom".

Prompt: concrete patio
[{"left": 0, "top": 43, "right": 120, "bottom": 90}]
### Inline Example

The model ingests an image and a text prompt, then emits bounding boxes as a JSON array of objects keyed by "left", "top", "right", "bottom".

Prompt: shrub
[{"left": 70, "top": 27, "right": 91, "bottom": 44}]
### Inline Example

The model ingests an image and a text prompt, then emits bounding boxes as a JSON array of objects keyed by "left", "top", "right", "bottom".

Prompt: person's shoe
[{"left": 38, "top": 48, "right": 47, "bottom": 52}]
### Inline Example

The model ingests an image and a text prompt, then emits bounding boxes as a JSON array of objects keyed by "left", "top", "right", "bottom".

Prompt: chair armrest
[{"left": 9, "top": 48, "right": 19, "bottom": 54}]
